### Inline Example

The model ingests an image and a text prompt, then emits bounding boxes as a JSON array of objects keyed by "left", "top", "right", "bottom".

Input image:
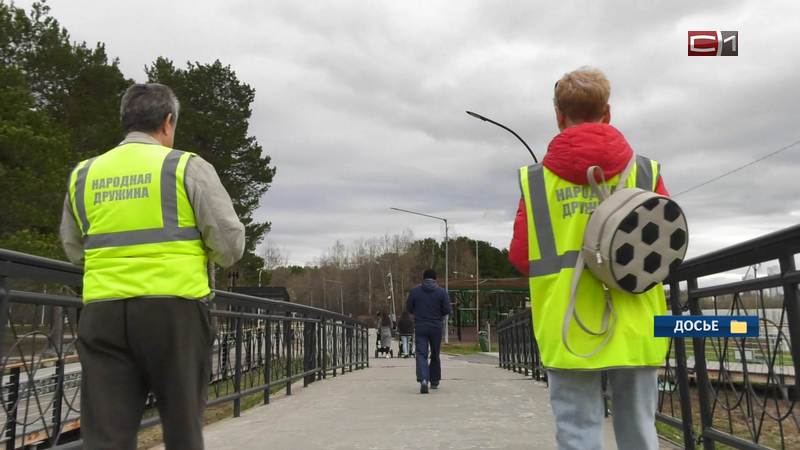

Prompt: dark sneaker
[
  {"left": 420, "top": 382, "right": 429, "bottom": 394},
  {"left": 431, "top": 382, "right": 439, "bottom": 390}
]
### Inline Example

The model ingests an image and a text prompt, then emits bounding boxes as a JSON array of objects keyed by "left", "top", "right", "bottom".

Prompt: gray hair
[{"left": 120, "top": 83, "right": 180, "bottom": 134}]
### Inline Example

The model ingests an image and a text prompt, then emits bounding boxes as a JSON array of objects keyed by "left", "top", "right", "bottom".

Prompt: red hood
[{"left": 542, "top": 123, "right": 633, "bottom": 185}]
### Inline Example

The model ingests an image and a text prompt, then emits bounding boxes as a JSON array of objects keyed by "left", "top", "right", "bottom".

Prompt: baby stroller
[
  {"left": 375, "top": 326, "right": 394, "bottom": 358},
  {"left": 397, "top": 333, "right": 414, "bottom": 358}
]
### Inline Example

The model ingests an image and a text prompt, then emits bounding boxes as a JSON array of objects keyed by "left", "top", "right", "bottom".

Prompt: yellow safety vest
[
  {"left": 68, "top": 143, "right": 210, "bottom": 303},
  {"left": 519, "top": 155, "right": 669, "bottom": 370}
]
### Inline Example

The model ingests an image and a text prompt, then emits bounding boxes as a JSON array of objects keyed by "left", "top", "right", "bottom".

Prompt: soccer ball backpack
[{"left": 562, "top": 154, "right": 689, "bottom": 357}]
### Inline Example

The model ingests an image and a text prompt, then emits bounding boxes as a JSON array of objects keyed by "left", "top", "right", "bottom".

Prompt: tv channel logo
[
  {"left": 654, "top": 315, "right": 758, "bottom": 337},
  {"left": 688, "top": 31, "right": 738, "bottom": 56}
]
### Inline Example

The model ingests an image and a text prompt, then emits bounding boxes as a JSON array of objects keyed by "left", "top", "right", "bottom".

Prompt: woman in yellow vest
[
  {"left": 508, "top": 68, "right": 670, "bottom": 450},
  {"left": 60, "top": 83, "right": 245, "bottom": 450}
]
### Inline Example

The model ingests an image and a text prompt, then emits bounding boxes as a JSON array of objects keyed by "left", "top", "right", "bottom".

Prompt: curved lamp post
[{"left": 466, "top": 111, "right": 538, "bottom": 162}]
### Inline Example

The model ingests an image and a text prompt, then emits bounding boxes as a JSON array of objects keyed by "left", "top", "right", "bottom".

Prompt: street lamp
[
  {"left": 323, "top": 278, "right": 344, "bottom": 314},
  {"left": 389, "top": 207, "right": 450, "bottom": 344},
  {"left": 465, "top": 111, "right": 538, "bottom": 162},
  {"left": 475, "top": 239, "right": 480, "bottom": 341}
]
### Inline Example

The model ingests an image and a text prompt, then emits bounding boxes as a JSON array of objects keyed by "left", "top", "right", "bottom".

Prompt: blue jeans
[
  {"left": 415, "top": 327, "right": 442, "bottom": 383},
  {"left": 400, "top": 335, "right": 411, "bottom": 354},
  {"left": 547, "top": 368, "right": 659, "bottom": 450}
]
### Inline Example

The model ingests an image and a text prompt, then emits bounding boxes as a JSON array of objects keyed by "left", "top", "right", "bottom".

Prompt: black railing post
[
  {"left": 669, "top": 281, "right": 696, "bottom": 449},
  {"left": 233, "top": 310, "right": 243, "bottom": 417},
  {"left": 688, "top": 278, "right": 715, "bottom": 450},
  {"left": 358, "top": 325, "right": 363, "bottom": 369},
  {"left": 264, "top": 317, "right": 272, "bottom": 405},
  {"left": 516, "top": 318, "right": 522, "bottom": 372},
  {"left": 0, "top": 275, "right": 9, "bottom": 362},
  {"left": 332, "top": 321, "right": 338, "bottom": 378},
  {"left": 316, "top": 318, "right": 323, "bottom": 379},
  {"left": 523, "top": 317, "right": 530, "bottom": 376},
  {"left": 285, "top": 312, "right": 293, "bottom": 396},
  {"left": 245, "top": 328, "right": 252, "bottom": 372},
  {"left": 5, "top": 366, "right": 20, "bottom": 450},
  {"left": 364, "top": 325, "right": 369, "bottom": 368},
  {"left": 356, "top": 324, "right": 361, "bottom": 369},
  {"left": 529, "top": 320, "right": 538, "bottom": 379},
  {"left": 304, "top": 316, "right": 316, "bottom": 387},
  {"left": 0, "top": 275, "right": 17, "bottom": 450},
  {"left": 347, "top": 326, "right": 354, "bottom": 373},
  {"left": 363, "top": 325, "right": 368, "bottom": 369},
  {"left": 341, "top": 323, "right": 347, "bottom": 376},
  {"left": 51, "top": 358, "right": 65, "bottom": 445},
  {"left": 778, "top": 252, "right": 800, "bottom": 394},
  {"left": 221, "top": 327, "right": 230, "bottom": 381},
  {"left": 321, "top": 318, "right": 328, "bottom": 379}
]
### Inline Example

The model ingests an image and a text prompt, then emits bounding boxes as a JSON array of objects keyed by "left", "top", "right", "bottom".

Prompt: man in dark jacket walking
[{"left": 406, "top": 269, "right": 451, "bottom": 394}]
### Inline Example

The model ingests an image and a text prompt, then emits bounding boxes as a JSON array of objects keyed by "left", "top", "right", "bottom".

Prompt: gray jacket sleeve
[
  {"left": 59, "top": 196, "right": 85, "bottom": 266},
  {"left": 185, "top": 156, "right": 246, "bottom": 269}
]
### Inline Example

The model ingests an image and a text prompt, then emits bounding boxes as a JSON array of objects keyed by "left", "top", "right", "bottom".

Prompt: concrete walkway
[{"left": 154, "top": 353, "right": 637, "bottom": 450}]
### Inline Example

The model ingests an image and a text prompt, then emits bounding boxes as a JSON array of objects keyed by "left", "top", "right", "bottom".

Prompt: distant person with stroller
[
  {"left": 378, "top": 312, "right": 393, "bottom": 358},
  {"left": 397, "top": 310, "right": 414, "bottom": 357},
  {"left": 406, "top": 269, "right": 451, "bottom": 394}
]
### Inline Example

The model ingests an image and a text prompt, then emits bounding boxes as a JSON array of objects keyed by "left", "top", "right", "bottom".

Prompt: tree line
[
  {"left": 0, "top": 1, "right": 275, "bottom": 282},
  {"left": 266, "top": 231, "right": 520, "bottom": 320}
]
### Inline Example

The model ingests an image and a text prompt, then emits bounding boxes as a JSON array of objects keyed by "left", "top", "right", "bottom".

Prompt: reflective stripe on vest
[
  {"left": 524, "top": 156, "right": 659, "bottom": 277},
  {"left": 72, "top": 156, "right": 97, "bottom": 234},
  {"left": 74, "top": 149, "right": 201, "bottom": 249}
]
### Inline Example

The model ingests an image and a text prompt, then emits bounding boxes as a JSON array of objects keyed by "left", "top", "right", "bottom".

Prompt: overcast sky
[{"left": 26, "top": 0, "right": 800, "bottom": 267}]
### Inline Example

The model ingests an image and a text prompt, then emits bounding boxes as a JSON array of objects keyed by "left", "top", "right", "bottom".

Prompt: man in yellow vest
[
  {"left": 60, "top": 83, "right": 245, "bottom": 450},
  {"left": 507, "top": 67, "right": 670, "bottom": 450}
]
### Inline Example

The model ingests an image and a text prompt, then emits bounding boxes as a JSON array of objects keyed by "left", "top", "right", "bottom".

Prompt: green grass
[
  {"left": 441, "top": 342, "right": 499, "bottom": 355},
  {"left": 655, "top": 421, "right": 685, "bottom": 447},
  {"left": 135, "top": 359, "right": 324, "bottom": 449}
]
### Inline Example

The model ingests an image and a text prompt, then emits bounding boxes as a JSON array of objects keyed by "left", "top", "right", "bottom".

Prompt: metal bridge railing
[
  {"left": 498, "top": 224, "right": 800, "bottom": 450},
  {"left": 0, "top": 248, "right": 369, "bottom": 449}
]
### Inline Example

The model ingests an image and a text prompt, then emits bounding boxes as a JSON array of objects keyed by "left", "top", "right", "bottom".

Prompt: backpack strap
[
  {"left": 586, "top": 154, "right": 637, "bottom": 200},
  {"left": 562, "top": 252, "right": 618, "bottom": 358},
  {"left": 561, "top": 154, "right": 635, "bottom": 358}
]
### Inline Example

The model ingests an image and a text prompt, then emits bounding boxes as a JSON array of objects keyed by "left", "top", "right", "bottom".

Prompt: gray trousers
[
  {"left": 547, "top": 368, "right": 659, "bottom": 450},
  {"left": 76, "top": 298, "right": 213, "bottom": 450}
]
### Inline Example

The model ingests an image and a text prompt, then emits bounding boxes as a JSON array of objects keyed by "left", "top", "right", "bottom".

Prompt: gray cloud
[{"left": 30, "top": 0, "right": 800, "bottom": 264}]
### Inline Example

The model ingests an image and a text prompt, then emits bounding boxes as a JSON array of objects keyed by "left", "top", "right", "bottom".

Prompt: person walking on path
[
  {"left": 60, "top": 83, "right": 245, "bottom": 450},
  {"left": 397, "top": 310, "right": 414, "bottom": 357},
  {"left": 406, "top": 269, "right": 451, "bottom": 394},
  {"left": 508, "top": 67, "right": 669, "bottom": 450}
]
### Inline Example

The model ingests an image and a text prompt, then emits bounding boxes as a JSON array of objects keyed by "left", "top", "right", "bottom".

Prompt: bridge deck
[{"left": 151, "top": 353, "right": 633, "bottom": 449}]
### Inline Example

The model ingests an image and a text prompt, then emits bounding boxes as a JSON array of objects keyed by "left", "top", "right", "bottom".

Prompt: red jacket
[{"left": 508, "top": 123, "right": 669, "bottom": 275}]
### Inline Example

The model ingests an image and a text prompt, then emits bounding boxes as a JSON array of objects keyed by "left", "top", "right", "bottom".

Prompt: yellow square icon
[{"left": 730, "top": 320, "right": 747, "bottom": 334}]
